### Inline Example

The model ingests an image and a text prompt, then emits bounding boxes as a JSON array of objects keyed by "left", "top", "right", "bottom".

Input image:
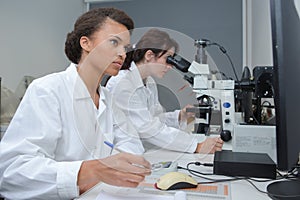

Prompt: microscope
[
  {"left": 167, "top": 39, "right": 235, "bottom": 138},
  {"left": 167, "top": 43, "right": 277, "bottom": 160}
]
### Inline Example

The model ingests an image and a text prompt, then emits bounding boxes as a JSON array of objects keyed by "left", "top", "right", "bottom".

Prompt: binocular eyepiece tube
[{"left": 166, "top": 55, "right": 191, "bottom": 73}]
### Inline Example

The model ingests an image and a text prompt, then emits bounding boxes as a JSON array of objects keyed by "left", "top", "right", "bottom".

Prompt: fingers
[
  {"left": 196, "top": 137, "right": 224, "bottom": 154},
  {"left": 121, "top": 152, "right": 152, "bottom": 175},
  {"left": 110, "top": 161, "right": 149, "bottom": 188},
  {"left": 109, "top": 170, "right": 147, "bottom": 187},
  {"left": 100, "top": 152, "right": 151, "bottom": 175},
  {"left": 125, "top": 152, "right": 152, "bottom": 169},
  {"left": 122, "top": 172, "right": 147, "bottom": 185},
  {"left": 180, "top": 104, "right": 196, "bottom": 121},
  {"left": 78, "top": 154, "right": 151, "bottom": 192},
  {"left": 210, "top": 137, "right": 224, "bottom": 153},
  {"left": 185, "top": 104, "right": 193, "bottom": 108}
]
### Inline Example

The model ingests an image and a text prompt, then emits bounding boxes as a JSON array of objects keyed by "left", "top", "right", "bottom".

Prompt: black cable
[
  {"left": 188, "top": 162, "right": 213, "bottom": 168},
  {"left": 210, "top": 70, "right": 230, "bottom": 80},
  {"left": 209, "top": 42, "right": 242, "bottom": 90},
  {"left": 276, "top": 165, "right": 299, "bottom": 179},
  {"left": 178, "top": 162, "right": 300, "bottom": 198},
  {"left": 182, "top": 163, "right": 273, "bottom": 196},
  {"left": 179, "top": 165, "right": 240, "bottom": 182},
  {"left": 179, "top": 165, "right": 213, "bottom": 177},
  {"left": 245, "top": 179, "right": 269, "bottom": 195},
  {"left": 261, "top": 100, "right": 272, "bottom": 106},
  {"left": 181, "top": 162, "right": 300, "bottom": 198}
]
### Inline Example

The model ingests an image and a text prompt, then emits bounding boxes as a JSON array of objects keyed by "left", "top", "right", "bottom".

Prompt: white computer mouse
[{"left": 154, "top": 171, "right": 198, "bottom": 190}]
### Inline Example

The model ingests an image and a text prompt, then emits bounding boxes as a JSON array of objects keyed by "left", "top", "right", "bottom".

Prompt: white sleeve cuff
[
  {"left": 185, "top": 135, "right": 199, "bottom": 153},
  {"left": 166, "top": 110, "right": 181, "bottom": 128},
  {"left": 56, "top": 160, "right": 83, "bottom": 199}
]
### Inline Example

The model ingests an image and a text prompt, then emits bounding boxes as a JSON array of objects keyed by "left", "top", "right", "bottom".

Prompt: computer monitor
[
  {"left": 270, "top": 0, "right": 300, "bottom": 172},
  {"left": 267, "top": 0, "right": 300, "bottom": 199}
]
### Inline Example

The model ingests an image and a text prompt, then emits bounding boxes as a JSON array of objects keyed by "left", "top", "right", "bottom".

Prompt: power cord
[
  {"left": 179, "top": 162, "right": 242, "bottom": 182},
  {"left": 185, "top": 161, "right": 213, "bottom": 168},
  {"left": 276, "top": 165, "right": 299, "bottom": 179}
]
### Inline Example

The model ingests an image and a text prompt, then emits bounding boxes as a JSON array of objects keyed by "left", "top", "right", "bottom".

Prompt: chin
[
  {"left": 107, "top": 69, "right": 120, "bottom": 77},
  {"left": 160, "top": 74, "right": 166, "bottom": 78}
]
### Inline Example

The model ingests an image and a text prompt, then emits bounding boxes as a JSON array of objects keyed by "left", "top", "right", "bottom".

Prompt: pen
[
  {"left": 104, "top": 141, "right": 122, "bottom": 153},
  {"left": 104, "top": 141, "right": 154, "bottom": 171}
]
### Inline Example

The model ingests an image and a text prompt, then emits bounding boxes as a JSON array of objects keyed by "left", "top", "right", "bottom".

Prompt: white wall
[
  {"left": 0, "top": 0, "right": 273, "bottom": 91},
  {"left": 0, "top": 0, "right": 86, "bottom": 91},
  {"left": 243, "top": 0, "right": 273, "bottom": 72}
]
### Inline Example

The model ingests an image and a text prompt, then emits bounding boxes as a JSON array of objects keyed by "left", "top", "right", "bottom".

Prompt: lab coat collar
[
  {"left": 66, "top": 63, "right": 106, "bottom": 101},
  {"left": 66, "top": 63, "right": 90, "bottom": 100},
  {"left": 129, "top": 62, "right": 155, "bottom": 89},
  {"left": 66, "top": 63, "right": 111, "bottom": 114}
]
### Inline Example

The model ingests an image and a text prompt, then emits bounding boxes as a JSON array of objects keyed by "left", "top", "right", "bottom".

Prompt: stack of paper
[{"left": 96, "top": 190, "right": 187, "bottom": 200}]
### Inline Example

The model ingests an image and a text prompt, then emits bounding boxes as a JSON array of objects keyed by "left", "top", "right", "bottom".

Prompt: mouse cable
[
  {"left": 182, "top": 165, "right": 245, "bottom": 183},
  {"left": 184, "top": 166, "right": 273, "bottom": 197},
  {"left": 187, "top": 164, "right": 244, "bottom": 182},
  {"left": 179, "top": 163, "right": 277, "bottom": 194},
  {"left": 178, "top": 163, "right": 241, "bottom": 181}
]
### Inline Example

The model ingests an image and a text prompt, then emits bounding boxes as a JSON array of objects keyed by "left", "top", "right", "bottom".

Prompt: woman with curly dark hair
[{"left": 0, "top": 7, "right": 150, "bottom": 200}]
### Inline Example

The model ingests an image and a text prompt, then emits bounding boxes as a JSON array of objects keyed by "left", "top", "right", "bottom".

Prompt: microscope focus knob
[
  {"left": 224, "top": 119, "right": 231, "bottom": 123},
  {"left": 220, "top": 130, "right": 232, "bottom": 142}
]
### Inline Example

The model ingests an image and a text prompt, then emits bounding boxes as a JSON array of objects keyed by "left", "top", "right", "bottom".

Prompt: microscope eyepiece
[{"left": 166, "top": 54, "right": 191, "bottom": 73}]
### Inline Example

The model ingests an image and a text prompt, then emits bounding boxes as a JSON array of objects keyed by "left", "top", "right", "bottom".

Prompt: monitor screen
[{"left": 270, "top": 0, "right": 300, "bottom": 171}]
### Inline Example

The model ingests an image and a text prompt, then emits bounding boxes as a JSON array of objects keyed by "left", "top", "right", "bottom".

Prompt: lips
[{"left": 112, "top": 60, "right": 123, "bottom": 68}]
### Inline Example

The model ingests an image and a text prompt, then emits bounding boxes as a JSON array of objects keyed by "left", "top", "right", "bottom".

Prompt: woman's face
[
  {"left": 83, "top": 18, "right": 131, "bottom": 76},
  {"left": 148, "top": 47, "right": 175, "bottom": 79}
]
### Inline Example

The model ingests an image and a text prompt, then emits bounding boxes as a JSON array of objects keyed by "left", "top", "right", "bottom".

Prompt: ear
[
  {"left": 80, "top": 36, "right": 93, "bottom": 52},
  {"left": 145, "top": 50, "right": 154, "bottom": 62}
]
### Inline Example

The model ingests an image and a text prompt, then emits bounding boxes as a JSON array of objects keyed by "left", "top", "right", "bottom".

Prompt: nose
[
  {"left": 118, "top": 53, "right": 125, "bottom": 60},
  {"left": 118, "top": 49, "right": 126, "bottom": 60},
  {"left": 166, "top": 63, "right": 173, "bottom": 69}
]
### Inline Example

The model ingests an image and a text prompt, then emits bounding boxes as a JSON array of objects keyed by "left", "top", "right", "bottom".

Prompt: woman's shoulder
[
  {"left": 30, "top": 71, "right": 66, "bottom": 89},
  {"left": 106, "top": 69, "right": 134, "bottom": 91},
  {"left": 26, "top": 67, "right": 74, "bottom": 98}
]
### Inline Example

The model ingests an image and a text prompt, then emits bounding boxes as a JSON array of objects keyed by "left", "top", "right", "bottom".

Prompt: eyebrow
[{"left": 111, "top": 34, "right": 122, "bottom": 42}]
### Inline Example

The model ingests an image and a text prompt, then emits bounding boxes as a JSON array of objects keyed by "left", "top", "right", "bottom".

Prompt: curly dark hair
[{"left": 65, "top": 7, "right": 134, "bottom": 64}]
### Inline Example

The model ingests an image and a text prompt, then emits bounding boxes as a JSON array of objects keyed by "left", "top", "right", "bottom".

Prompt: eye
[{"left": 110, "top": 39, "right": 119, "bottom": 47}]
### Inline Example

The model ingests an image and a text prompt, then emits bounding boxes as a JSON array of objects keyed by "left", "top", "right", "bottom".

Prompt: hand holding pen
[
  {"left": 104, "top": 141, "right": 151, "bottom": 172},
  {"left": 77, "top": 141, "right": 151, "bottom": 195},
  {"left": 104, "top": 141, "right": 164, "bottom": 171}
]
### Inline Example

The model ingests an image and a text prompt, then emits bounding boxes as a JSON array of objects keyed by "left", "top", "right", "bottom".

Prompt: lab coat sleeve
[
  {"left": 0, "top": 83, "right": 81, "bottom": 200},
  {"left": 149, "top": 83, "right": 187, "bottom": 130},
  {"left": 112, "top": 103, "right": 145, "bottom": 155},
  {"left": 159, "top": 110, "right": 188, "bottom": 131},
  {"left": 113, "top": 87, "right": 198, "bottom": 153}
]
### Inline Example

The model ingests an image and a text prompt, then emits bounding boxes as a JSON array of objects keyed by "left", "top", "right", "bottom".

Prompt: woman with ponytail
[{"left": 106, "top": 28, "right": 224, "bottom": 154}]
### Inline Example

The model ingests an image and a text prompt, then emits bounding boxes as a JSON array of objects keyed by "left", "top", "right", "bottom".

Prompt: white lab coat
[
  {"left": 0, "top": 63, "right": 144, "bottom": 200},
  {"left": 106, "top": 62, "right": 202, "bottom": 153}
]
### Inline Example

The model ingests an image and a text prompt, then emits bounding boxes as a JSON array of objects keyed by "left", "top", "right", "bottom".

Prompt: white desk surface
[{"left": 76, "top": 144, "right": 273, "bottom": 200}]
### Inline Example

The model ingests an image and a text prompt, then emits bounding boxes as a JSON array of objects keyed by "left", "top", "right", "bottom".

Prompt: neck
[
  {"left": 77, "top": 61, "right": 103, "bottom": 106},
  {"left": 136, "top": 61, "right": 150, "bottom": 80}
]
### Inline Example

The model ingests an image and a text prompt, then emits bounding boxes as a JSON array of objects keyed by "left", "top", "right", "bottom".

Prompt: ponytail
[
  {"left": 120, "top": 28, "right": 179, "bottom": 70},
  {"left": 121, "top": 47, "right": 135, "bottom": 70}
]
